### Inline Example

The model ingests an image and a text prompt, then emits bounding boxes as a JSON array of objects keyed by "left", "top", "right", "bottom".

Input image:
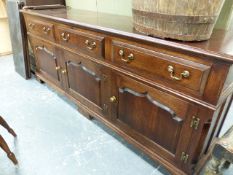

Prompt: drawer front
[
  {"left": 56, "top": 26, "right": 105, "bottom": 59},
  {"left": 111, "top": 40, "right": 211, "bottom": 95},
  {"left": 26, "top": 18, "right": 55, "bottom": 41}
]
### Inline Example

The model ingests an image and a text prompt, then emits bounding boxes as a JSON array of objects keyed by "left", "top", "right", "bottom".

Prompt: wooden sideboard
[{"left": 21, "top": 8, "right": 233, "bottom": 175}]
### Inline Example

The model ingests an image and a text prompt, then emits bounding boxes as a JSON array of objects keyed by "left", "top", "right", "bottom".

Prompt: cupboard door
[
  {"left": 61, "top": 50, "right": 110, "bottom": 115},
  {"left": 110, "top": 73, "right": 198, "bottom": 168},
  {"left": 30, "top": 38, "right": 62, "bottom": 87}
]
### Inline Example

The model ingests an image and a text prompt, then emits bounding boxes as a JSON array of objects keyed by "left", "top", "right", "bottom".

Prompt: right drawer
[{"left": 111, "top": 40, "right": 211, "bottom": 95}]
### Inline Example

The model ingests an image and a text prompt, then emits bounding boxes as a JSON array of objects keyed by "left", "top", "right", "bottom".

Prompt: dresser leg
[
  {"left": 39, "top": 79, "right": 45, "bottom": 84},
  {"left": 0, "top": 135, "right": 18, "bottom": 165},
  {"left": 35, "top": 75, "right": 45, "bottom": 84},
  {"left": 0, "top": 116, "right": 17, "bottom": 137},
  {"left": 77, "top": 106, "right": 94, "bottom": 120},
  {"left": 204, "top": 156, "right": 222, "bottom": 175}
]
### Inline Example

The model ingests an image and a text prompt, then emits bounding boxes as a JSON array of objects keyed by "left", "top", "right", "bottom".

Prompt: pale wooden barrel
[{"left": 132, "top": 0, "right": 226, "bottom": 41}]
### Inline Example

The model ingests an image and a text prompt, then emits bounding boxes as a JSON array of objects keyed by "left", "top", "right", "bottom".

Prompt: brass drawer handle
[
  {"left": 85, "top": 40, "right": 96, "bottom": 50},
  {"left": 61, "top": 32, "right": 70, "bottom": 42},
  {"left": 119, "top": 50, "right": 134, "bottom": 63},
  {"left": 167, "top": 65, "right": 190, "bottom": 81},
  {"left": 42, "top": 26, "right": 51, "bottom": 34},
  {"left": 29, "top": 23, "right": 35, "bottom": 29},
  {"left": 127, "top": 53, "right": 134, "bottom": 61},
  {"left": 110, "top": 96, "right": 117, "bottom": 103}
]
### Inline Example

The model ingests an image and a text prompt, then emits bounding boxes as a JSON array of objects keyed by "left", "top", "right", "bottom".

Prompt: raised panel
[
  {"left": 30, "top": 37, "right": 61, "bottom": 86},
  {"left": 117, "top": 87, "right": 183, "bottom": 154},
  {"left": 66, "top": 60, "right": 102, "bottom": 107},
  {"left": 61, "top": 50, "right": 110, "bottom": 115}
]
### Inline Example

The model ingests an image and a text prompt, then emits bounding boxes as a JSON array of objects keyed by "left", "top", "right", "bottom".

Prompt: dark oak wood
[{"left": 21, "top": 8, "right": 233, "bottom": 175}]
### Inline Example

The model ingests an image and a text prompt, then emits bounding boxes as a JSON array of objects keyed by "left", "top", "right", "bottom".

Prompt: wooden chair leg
[
  {"left": 0, "top": 115, "right": 17, "bottom": 137},
  {"left": 0, "top": 135, "right": 18, "bottom": 165}
]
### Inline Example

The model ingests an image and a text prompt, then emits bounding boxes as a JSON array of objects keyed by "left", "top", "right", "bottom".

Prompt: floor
[{"left": 0, "top": 55, "right": 232, "bottom": 175}]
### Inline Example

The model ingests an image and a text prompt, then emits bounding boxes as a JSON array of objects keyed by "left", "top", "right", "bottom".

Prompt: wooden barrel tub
[{"left": 132, "top": 0, "right": 226, "bottom": 41}]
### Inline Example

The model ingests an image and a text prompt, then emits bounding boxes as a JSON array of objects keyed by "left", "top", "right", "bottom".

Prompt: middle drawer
[{"left": 56, "top": 26, "right": 105, "bottom": 59}]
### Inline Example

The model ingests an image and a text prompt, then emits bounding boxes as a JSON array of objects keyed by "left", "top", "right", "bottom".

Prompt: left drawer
[{"left": 26, "top": 17, "right": 55, "bottom": 42}]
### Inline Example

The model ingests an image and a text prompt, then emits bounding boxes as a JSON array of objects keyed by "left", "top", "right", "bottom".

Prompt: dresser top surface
[{"left": 21, "top": 7, "right": 233, "bottom": 63}]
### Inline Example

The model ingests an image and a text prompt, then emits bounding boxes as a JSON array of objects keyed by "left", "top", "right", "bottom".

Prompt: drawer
[
  {"left": 56, "top": 26, "right": 105, "bottom": 59},
  {"left": 111, "top": 40, "right": 211, "bottom": 95},
  {"left": 26, "top": 18, "right": 55, "bottom": 41}
]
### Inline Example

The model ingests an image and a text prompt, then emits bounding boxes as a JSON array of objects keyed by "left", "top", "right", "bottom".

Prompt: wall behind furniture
[
  {"left": 66, "top": 0, "right": 233, "bottom": 29},
  {"left": 65, "top": 0, "right": 132, "bottom": 16},
  {"left": 215, "top": 0, "right": 233, "bottom": 29},
  {"left": 0, "top": 0, "right": 7, "bottom": 18}
]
